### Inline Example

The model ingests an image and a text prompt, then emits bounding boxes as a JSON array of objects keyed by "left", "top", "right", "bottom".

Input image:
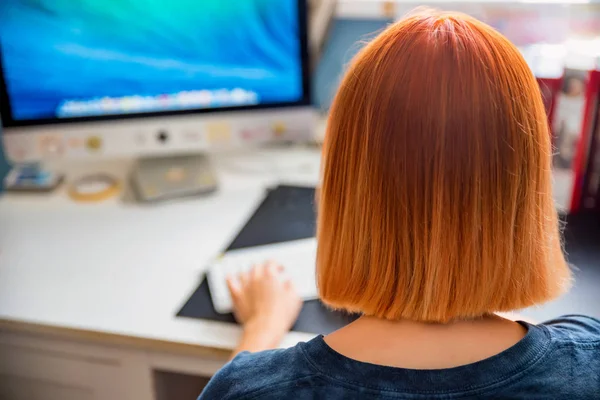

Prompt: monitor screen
[{"left": 0, "top": 0, "right": 308, "bottom": 127}]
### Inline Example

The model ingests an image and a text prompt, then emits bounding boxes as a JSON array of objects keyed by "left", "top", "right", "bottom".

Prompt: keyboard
[{"left": 207, "top": 238, "right": 319, "bottom": 314}]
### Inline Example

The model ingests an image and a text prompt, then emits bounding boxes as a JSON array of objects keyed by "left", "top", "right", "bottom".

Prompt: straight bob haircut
[{"left": 317, "top": 9, "right": 571, "bottom": 323}]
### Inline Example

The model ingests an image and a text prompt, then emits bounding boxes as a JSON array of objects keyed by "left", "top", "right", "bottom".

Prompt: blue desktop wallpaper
[{"left": 0, "top": 0, "right": 303, "bottom": 121}]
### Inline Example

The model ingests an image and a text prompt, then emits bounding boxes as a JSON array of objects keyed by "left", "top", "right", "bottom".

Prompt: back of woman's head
[{"left": 317, "top": 9, "right": 570, "bottom": 322}]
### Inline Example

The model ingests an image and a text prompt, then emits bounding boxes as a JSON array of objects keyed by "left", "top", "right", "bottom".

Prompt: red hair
[{"left": 317, "top": 9, "right": 570, "bottom": 322}]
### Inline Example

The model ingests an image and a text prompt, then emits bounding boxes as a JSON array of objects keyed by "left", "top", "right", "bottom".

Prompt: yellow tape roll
[{"left": 68, "top": 174, "right": 121, "bottom": 202}]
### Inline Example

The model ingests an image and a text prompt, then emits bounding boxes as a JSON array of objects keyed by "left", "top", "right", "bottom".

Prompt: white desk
[{"left": 0, "top": 147, "right": 321, "bottom": 400}]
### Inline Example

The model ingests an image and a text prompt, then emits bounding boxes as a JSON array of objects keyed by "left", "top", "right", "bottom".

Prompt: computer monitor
[{"left": 0, "top": 0, "right": 313, "bottom": 163}]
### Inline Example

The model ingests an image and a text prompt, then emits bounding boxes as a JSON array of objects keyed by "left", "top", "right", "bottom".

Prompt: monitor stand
[{"left": 130, "top": 154, "right": 218, "bottom": 202}]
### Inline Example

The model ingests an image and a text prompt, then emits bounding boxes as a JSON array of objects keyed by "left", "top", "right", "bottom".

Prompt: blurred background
[{"left": 2, "top": 1, "right": 600, "bottom": 200}]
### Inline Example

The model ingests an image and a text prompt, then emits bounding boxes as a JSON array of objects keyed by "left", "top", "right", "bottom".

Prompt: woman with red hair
[{"left": 200, "top": 9, "right": 599, "bottom": 399}]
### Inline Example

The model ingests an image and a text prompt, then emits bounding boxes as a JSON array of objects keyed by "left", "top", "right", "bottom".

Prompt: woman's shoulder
[
  {"left": 522, "top": 315, "right": 600, "bottom": 395},
  {"left": 198, "top": 342, "right": 316, "bottom": 400},
  {"left": 539, "top": 314, "right": 600, "bottom": 345}
]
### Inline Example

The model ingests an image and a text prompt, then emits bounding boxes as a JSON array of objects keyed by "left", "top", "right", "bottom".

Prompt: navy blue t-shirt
[{"left": 199, "top": 315, "right": 600, "bottom": 399}]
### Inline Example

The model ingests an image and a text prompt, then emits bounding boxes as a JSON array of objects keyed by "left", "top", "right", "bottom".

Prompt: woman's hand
[{"left": 226, "top": 261, "right": 302, "bottom": 356}]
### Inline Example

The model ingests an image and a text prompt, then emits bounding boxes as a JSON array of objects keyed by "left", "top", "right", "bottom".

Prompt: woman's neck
[{"left": 324, "top": 314, "right": 527, "bottom": 369}]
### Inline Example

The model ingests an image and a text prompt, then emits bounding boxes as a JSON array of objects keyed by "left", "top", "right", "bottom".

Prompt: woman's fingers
[
  {"left": 226, "top": 274, "right": 241, "bottom": 300},
  {"left": 283, "top": 279, "right": 297, "bottom": 293},
  {"left": 250, "top": 263, "right": 264, "bottom": 280},
  {"left": 238, "top": 270, "right": 249, "bottom": 287},
  {"left": 234, "top": 261, "right": 284, "bottom": 291},
  {"left": 264, "top": 260, "right": 284, "bottom": 275}
]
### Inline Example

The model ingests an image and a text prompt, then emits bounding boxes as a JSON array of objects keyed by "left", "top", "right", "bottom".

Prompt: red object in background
[
  {"left": 536, "top": 77, "right": 562, "bottom": 135},
  {"left": 580, "top": 101, "right": 600, "bottom": 211},
  {"left": 570, "top": 70, "right": 600, "bottom": 212},
  {"left": 550, "top": 68, "right": 600, "bottom": 213}
]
